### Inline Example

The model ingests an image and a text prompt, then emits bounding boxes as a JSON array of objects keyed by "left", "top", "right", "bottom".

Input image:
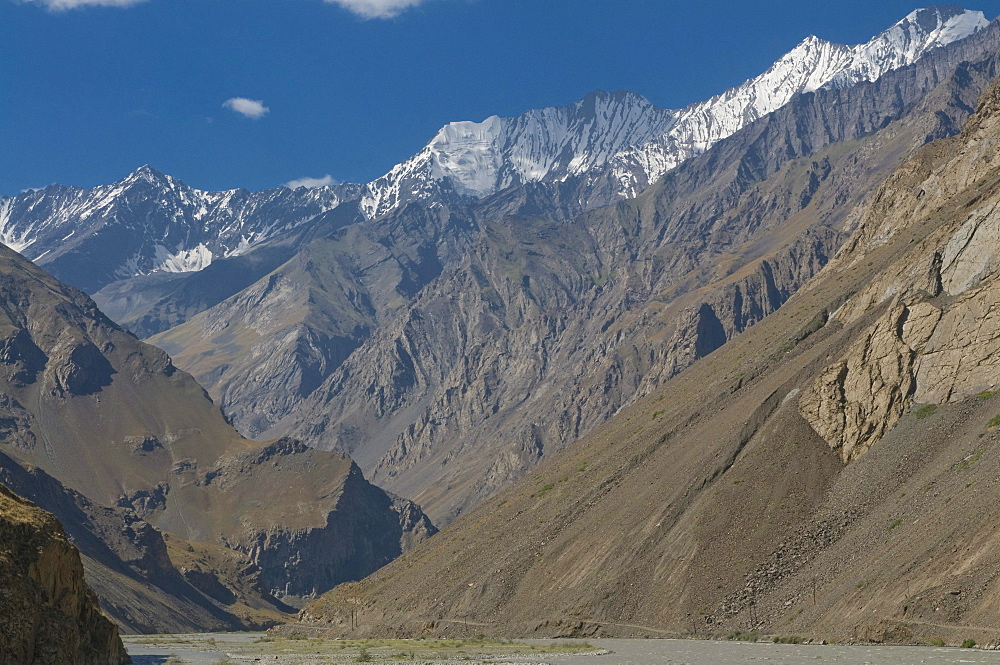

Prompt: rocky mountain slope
[
  {"left": 0, "top": 483, "right": 128, "bottom": 665},
  {"left": 297, "top": 73, "right": 1000, "bottom": 646},
  {"left": 0, "top": 242, "right": 435, "bottom": 632},
  {"left": 267, "top": 19, "right": 1000, "bottom": 524}
]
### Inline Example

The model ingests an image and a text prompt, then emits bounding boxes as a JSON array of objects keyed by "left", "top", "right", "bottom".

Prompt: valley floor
[{"left": 123, "top": 635, "right": 1000, "bottom": 664}]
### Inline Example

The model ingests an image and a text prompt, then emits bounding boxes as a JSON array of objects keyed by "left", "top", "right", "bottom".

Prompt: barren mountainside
[
  {"left": 298, "top": 74, "right": 1000, "bottom": 646},
  {"left": 0, "top": 242, "right": 435, "bottom": 632}
]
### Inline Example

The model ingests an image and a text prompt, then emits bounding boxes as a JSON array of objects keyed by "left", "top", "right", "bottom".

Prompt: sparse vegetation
[
  {"left": 888, "top": 518, "right": 903, "bottom": 530},
  {"left": 652, "top": 409, "right": 666, "bottom": 420},
  {"left": 977, "top": 389, "right": 1000, "bottom": 400},
  {"left": 953, "top": 448, "right": 984, "bottom": 472},
  {"left": 914, "top": 404, "right": 938, "bottom": 419},
  {"left": 988, "top": 414, "right": 1000, "bottom": 428},
  {"left": 928, "top": 637, "right": 946, "bottom": 647},
  {"left": 535, "top": 483, "right": 555, "bottom": 498},
  {"left": 355, "top": 646, "right": 372, "bottom": 662},
  {"left": 961, "top": 638, "right": 977, "bottom": 648},
  {"left": 773, "top": 635, "right": 804, "bottom": 644}
]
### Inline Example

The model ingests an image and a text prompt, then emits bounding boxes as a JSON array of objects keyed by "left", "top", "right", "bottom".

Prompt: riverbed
[{"left": 123, "top": 634, "right": 1000, "bottom": 665}]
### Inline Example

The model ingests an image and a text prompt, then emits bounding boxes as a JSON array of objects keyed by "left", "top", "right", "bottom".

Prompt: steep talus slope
[
  {"left": 298, "top": 75, "right": 1000, "bottom": 645},
  {"left": 0, "top": 483, "right": 128, "bottom": 665},
  {"left": 278, "top": 24, "right": 1000, "bottom": 523},
  {"left": 0, "top": 243, "right": 435, "bottom": 631}
]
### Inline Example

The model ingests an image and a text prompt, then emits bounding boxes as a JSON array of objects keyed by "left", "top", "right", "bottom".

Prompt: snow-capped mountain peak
[
  {"left": 0, "top": 165, "right": 362, "bottom": 291},
  {"left": 359, "top": 89, "right": 676, "bottom": 217},
  {"left": 824, "top": 5, "right": 988, "bottom": 89},
  {"left": 361, "top": 6, "right": 991, "bottom": 212}
]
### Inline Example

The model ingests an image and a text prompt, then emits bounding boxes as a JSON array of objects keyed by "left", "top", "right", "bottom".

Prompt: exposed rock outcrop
[
  {"left": 0, "top": 483, "right": 128, "bottom": 665},
  {"left": 801, "top": 69, "right": 1000, "bottom": 461}
]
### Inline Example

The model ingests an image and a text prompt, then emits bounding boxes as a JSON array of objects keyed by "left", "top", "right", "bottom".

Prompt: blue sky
[{"left": 3, "top": 0, "right": 1000, "bottom": 195}]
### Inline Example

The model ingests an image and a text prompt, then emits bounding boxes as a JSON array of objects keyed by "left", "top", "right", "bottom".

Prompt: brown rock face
[
  {"left": 0, "top": 483, "right": 128, "bottom": 665},
  {"left": 801, "top": 68, "right": 1000, "bottom": 462}
]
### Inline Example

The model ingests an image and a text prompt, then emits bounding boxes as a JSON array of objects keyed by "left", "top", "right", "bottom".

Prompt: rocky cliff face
[
  {"left": 0, "top": 483, "right": 128, "bottom": 665},
  {"left": 801, "top": 69, "right": 1000, "bottom": 462},
  {"left": 274, "top": 23, "right": 1000, "bottom": 523},
  {"left": 296, "top": 73, "right": 1000, "bottom": 647}
]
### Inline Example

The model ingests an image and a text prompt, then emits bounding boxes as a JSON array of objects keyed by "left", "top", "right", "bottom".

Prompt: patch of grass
[
  {"left": 535, "top": 483, "right": 555, "bottom": 498},
  {"left": 652, "top": 410, "right": 666, "bottom": 420},
  {"left": 726, "top": 631, "right": 760, "bottom": 642},
  {"left": 577, "top": 462, "right": 589, "bottom": 473},
  {"left": 961, "top": 639, "right": 977, "bottom": 648},
  {"left": 928, "top": 637, "right": 946, "bottom": 647},
  {"left": 978, "top": 389, "right": 1000, "bottom": 400},
  {"left": 914, "top": 404, "right": 938, "bottom": 419},
  {"left": 953, "top": 448, "right": 984, "bottom": 472},
  {"left": 773, "top": 636, "right": 804, "bottom": 644},
  {"left": 988, "top": 414, "right": 1000, "bottom": 428},
  {"left": 888, "top": 518, "right": 903, "bottom": 531}
]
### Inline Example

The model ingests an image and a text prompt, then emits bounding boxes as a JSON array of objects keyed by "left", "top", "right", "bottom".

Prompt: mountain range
[
  {"left": 4, "top": 4, "right": 1000, "bottom": 648},
  {"left": 300, "top": 68, "right": 1000, "bottom": 645}
]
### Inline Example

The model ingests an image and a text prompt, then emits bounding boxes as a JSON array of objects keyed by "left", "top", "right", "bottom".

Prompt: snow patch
[{"left": 154, "top": 243, "right": 214, "bottom": 273}]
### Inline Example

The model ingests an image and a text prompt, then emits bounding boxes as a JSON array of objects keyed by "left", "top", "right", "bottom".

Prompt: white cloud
[
  {"left": 27, "top": 0, "right": 431, "bottom": 17},
  {"left": 325, "top": 0, "right": 428, "bottom": 19},
  {"left": 223, "top": 98, "right": 270, "bottom": 120},
  {"left": 284, "top": 175, "right": 339, "bottom": 190},
  {"left": 26, "top": 0, "right": 147, "bottom": 9}
]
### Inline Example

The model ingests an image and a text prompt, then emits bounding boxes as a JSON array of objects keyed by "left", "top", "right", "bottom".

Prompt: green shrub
[
  {"left": 961, "top": 639, "right": 976, "bottom": 648},
  {"left": 953, "top": 449, "right": 984, "bottom": 472},
  {"left": 914, "top": 404, "right": 938, "bottom": 419},
  {"left": 928, "top": 637, "right": 945, "bottom": 647},
  {"left": 773, "top": 636, "right": 804, "bottom": 644}
]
